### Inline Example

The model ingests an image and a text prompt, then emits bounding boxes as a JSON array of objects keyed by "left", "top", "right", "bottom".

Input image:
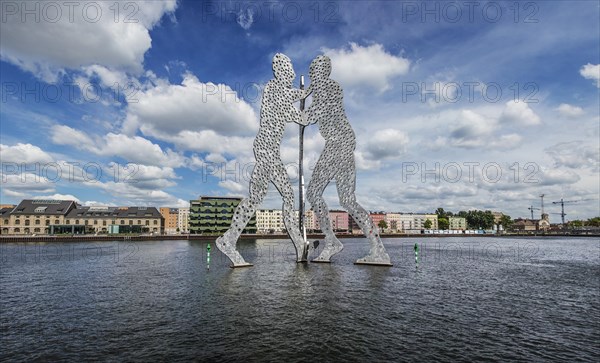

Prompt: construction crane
[
  {"left": 528, "top": 205, "right": 540, "bottom": 219},
  {"left": 552, "top": 199, "right": 580, "bottom": 225}
]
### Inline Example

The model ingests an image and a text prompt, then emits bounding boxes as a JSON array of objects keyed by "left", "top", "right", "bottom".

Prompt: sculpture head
[
  {"left": 309, "top": 55, "right": 332, "bottom": 83},
  {"left": 272, "top": 53, "right": 295, "bottom": 86}
]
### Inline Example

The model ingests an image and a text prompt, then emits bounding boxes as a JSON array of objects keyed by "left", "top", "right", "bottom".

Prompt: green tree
[
  {"left": 424, "top": 219, "right": 432, "bottom": 229},
  {"left": 587, "top": 217, "right": 600, "bottom": 227},
  {"left": 438, "top": 217, "right": 449, "bottom": 230},
  {"left": 570, "top": 220, "right": 584, "bottom": 228},
  {"left": 499, "top": 215, "right": 513, "bottom": 230},
  {"left": 463, "top": 210, "right": 495, "bottom": 229},
  {"left": 378, "top": 220, "right": 388, "bottom": 232},
  {"left": 436, "top": 207, "right": 446, "bottom": 219}
]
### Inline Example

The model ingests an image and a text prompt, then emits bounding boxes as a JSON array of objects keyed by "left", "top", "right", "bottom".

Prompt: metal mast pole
[{"left": 299, "top": 75, "right": 309, "bottom": 261}]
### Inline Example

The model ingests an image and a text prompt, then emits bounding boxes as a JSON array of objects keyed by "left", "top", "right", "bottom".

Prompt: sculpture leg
[
  {"left": 307, "top": 156, "right": 343, "bottom": 262},
  {"left": 271, "top": 162, "right": 306, "bottom": 262},
  {"left": 337, "top": 165, "right": 392, "bottom": 266},
  {"left": 216, "top": 164, "right": 269, "bottom": 267}
]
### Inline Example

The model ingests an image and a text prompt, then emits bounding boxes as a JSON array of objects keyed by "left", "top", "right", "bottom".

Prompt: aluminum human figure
[
  {"left": 215, "top": 53, "right": 308, "bottom": 266},
  {"left": 305, "top": 55, "right": 392, "bottom": 265}
]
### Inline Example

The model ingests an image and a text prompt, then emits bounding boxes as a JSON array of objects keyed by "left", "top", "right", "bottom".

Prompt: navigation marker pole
[
  {"left": 207, "top": 242, "right": 211, "bottom": 270},
  {"left": 299, "top": 75, "right": 309, "bottom": 262},
  {"left": 414, "top": 242, "right": 419, "bottom": 268}
]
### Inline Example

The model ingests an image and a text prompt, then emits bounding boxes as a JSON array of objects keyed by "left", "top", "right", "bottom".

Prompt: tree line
[{"left": 435, "top": 208, "right": 511, "bottom": 230}]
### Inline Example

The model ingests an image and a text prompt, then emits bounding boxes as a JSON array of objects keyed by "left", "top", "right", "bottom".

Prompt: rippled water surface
[{"left": 1, "top": 237, "right": 599, "bottom": 362}]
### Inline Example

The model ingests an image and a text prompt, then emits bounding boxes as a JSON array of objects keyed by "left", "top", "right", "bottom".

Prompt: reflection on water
[{"left": 1, "top": 237, "right": 598, "bottom": 361}]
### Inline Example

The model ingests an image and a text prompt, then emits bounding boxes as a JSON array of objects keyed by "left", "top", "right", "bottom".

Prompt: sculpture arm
[
  {"left": 303, "top": 102, "right": 319, "bottom": 126},
  {"left": 291, "top": 86, "right": 312, "bottom": 102}
]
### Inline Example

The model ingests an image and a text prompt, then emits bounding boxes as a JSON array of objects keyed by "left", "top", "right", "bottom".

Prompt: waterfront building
[
  {"left": 2, "top": 199, "right": 78, "bottom": 235},
  {"left": 414, "top": 213, "right": 438, "bottom": 230},
  {"left": 369, "top": 212, "right": 386, "bottom": 231},
  {"left": 492, "top": 211, "right": 504, "bottom": 224},
  {"left": 160, "top": 207, "right": 179, "bottom": 234},
  {"left": 0, "top": 207, "right": 14, "bottom": 234},
  {"left": 65, "top": 206, "right": 163, "bottom": 234},
  {"left": 382, "top": 213, "right": 439, "bottom": 233},
  {"left": 513, "top": 214, "right": 550, "bottom": 231},
  {"left": 385, "top": 213, "right": 402, "bottom": 232},
  {"left": 449, "top": 216, "right": 467, "bottom": 230},
  {"left": 304, "top": 209, "right": 317, "bottom": 232},
  {"left": 189, "top": 196, "right": 257, "bottom": 235},
  {"left": 256, "top": 209, "right": 285, "bottom": 234},
  {"left": 330, "top": 210, "right": 349, "bottom": 232},
  {"left": 1, "top": 200, "right": 164, "bottom": 235},
  {"left": 178, "top": 207, "right": 190, "bottom": 233}
]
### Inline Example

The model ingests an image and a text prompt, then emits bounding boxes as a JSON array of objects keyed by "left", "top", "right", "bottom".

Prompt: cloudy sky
[{"left": 1, "top": 0, "right": 599, "bottom": 221}]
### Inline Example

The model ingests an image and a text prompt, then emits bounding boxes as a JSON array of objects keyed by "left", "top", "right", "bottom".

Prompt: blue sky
[{"left": 1, "top": 0, "right": 599, "bottom": 221}]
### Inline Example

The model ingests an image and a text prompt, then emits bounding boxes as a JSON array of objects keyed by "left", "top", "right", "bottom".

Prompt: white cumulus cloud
[
  {"left": 0, "top": 1, "right": 178, "bottom": 82},
  {"left": 0, "top": 143, "right": 54, "bottom": 163},
  {"left": 365, "top": 129, "right": 409, "bottom": 159},
  {"left": 500, "top": 100, "right": 541, "bottom": 126},
  {"left": 556, "top": 103, "right": 584, "bottom": 118},
  {"left": 323, "top": 43, "right": 410, "bottom": 92},
  {"left": 579, "top": 63, "right": 600, "bottom": 87},
  {"left": 50, "top": 125, "right": 185, "bottom": 168},
  {"left": 122, "top": 73, "right": 258, "bottom": 157}
]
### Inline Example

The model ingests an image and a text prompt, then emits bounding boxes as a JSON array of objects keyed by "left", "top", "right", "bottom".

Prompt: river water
[{"left": 1, "top": 237, "right": 598, "bottom": 362}]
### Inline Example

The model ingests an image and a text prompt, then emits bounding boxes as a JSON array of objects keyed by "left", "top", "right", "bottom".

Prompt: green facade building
[{"left": 189, "top": 196, "right": 257, "bottom": 235}]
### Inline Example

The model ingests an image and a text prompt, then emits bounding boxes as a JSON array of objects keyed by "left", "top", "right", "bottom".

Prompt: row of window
[
  {"left": 3, "top": 227, "right": 161, "bottom": 234},
  {"left": 5, "top": 219, "right": 57, "bottom": 225},
  {"left": 4, "top": 219, "right": 159, "bottom": 226}
]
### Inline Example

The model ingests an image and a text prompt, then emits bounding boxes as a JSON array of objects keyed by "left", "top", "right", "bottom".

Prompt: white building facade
[{"left": 178, "top": 207, "right": 189, "bottom": 233}]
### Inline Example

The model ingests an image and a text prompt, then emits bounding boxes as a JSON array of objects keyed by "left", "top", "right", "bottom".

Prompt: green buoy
[{"left": 207, "top": 242, "right": 211, "bottom": 270}]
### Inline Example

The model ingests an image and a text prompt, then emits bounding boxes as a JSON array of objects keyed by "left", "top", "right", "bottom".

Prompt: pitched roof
[{"left": 11, "top": 200, "right": 77, "bottom": 215}]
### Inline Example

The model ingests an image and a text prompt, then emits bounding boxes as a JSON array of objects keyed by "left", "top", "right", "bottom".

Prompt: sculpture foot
[
  {"left": 296, "top": 243, "right": 310, "bottom": 263},
  {"left": 355, "top": 251, "right": 392, "bottom": 266},
  {"left": 216, "top": 236, "right": 250, "bottom": 267},
  {"left": 312, "top": 239, "right": 343, "bottom": 263}
]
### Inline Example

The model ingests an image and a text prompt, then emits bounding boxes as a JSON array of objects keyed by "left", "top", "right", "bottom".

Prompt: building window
[
  {"left": 94, "top": 220, "right": 98, "bottom": 225},
  {"left": 145, "top": 220, "right": 149, "bottom": 226},
  {"left": 75, "top": 220, "right": 79, "bottom": 225},
  {"left": 154, "top": 220, "right": 158, "bottom": 225},
  {"left": 55, "top": 219, "right": 59, "bottom": 224},
  {"left": 138, "top": 220, "right": 141, "bottom": 225},
  {"left": 24, "top": 220, "right": 30, "bottom": 226},
  {"left": 66, "top": 220, "right": 70, "bottom": 224},
  {"left": 85, "top": 220, "right": 88, "bottom": 225},
  {"left": 14, "top": 228, "right": 20, "bottom": 233},
  {"left": 45, "top": 220, "right": 50, "bottom": 226},
  {"left": 3, "top": 219, "right": 7, "bottom": 225},
  {"left": 102, "top": 221, "right": 106, "bottom": 226},
  {"left": 35, "top": 219, "right": 40, "bottom": 225},
  {"left": 129, "top": 220, "right": 133, "bottom": 225},
  {"left": 121, "top": 220, "right": 125, "bottom": 225},
  {"left": 15, "top": 219, "right": 20, "bottom": 225},
  {"left": 34, "top": 228, "right": 40, "bottom": 233}
]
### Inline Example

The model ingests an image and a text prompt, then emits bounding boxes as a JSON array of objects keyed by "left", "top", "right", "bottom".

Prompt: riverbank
[{"left": 1, "top": 232, "right": 598, "bottom": 243}]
